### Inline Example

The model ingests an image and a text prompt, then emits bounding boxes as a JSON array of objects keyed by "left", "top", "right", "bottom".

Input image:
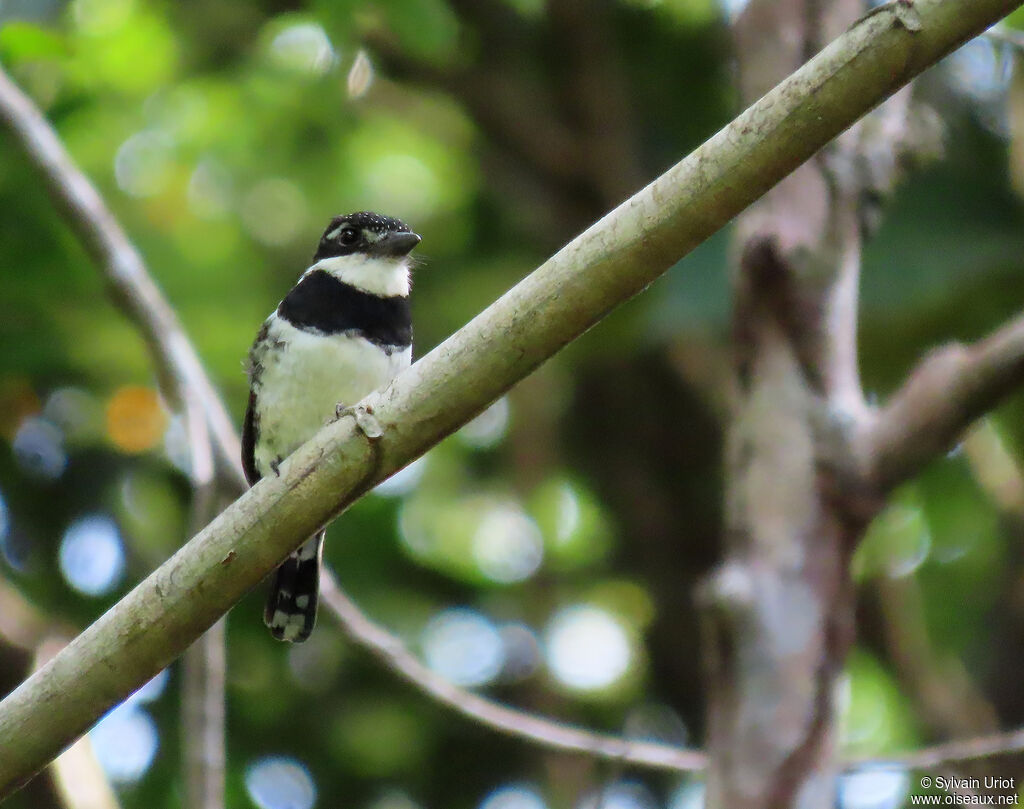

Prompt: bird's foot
[
  {"left": 335, "top": 403, "right": 384, "bottom": 441},
  {"left": 270, "top": 459, "right": 281, "bottom": 476}
]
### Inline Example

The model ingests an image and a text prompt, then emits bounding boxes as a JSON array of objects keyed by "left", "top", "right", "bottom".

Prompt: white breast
[{"left": 252, "top": 315, "right": 411, "bottom": 476}]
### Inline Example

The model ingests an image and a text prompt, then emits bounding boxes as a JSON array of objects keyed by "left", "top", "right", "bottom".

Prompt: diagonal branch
[
  {"left": 1, "top": 0, "right": 1022, "bottom": 795},
  {"left": 319, "top": 576, "right": 706, "bottom": 772},
  {"left": 863, "top": 312, "right": 1024, "bottom": 491},
  {"left": 0, "top": 52, "right": 706, "bottom": 784}
]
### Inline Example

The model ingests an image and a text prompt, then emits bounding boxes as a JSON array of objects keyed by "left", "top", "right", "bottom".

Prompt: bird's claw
[{"left": 335, "top": 403, "right": 383, "bottom": 440}]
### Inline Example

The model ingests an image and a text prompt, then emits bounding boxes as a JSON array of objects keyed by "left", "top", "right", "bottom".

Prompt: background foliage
[{"left": 2, "top": 1, "right": 1024, "bottom": 808}]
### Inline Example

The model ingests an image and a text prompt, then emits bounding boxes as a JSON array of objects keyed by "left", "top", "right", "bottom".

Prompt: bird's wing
[{"left": 241, "top": 388, "right": 260, "bottom": 486}]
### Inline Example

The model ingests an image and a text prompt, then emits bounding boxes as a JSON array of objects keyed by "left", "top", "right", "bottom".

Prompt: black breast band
[{"left": 277, "top": 270, "right": 412, "bottom": 348}]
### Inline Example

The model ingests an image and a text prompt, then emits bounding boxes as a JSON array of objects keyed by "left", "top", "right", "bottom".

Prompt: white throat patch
[{"left": 309, "top": 254, "right": 411, "bottom": 297}]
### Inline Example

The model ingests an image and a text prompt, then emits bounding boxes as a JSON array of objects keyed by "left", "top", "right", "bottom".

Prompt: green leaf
[{"left": 0, "top": 22, "right": 68, "bottom": 62}]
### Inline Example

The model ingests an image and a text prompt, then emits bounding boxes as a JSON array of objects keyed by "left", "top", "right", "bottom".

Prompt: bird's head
[{"left": 311, "top": 212, "right": 421, "bottom": 297}]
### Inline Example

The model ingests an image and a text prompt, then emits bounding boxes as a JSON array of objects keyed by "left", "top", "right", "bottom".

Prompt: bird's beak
[{"left": 370, "top": 231, "right": 421, "bottom": 258}]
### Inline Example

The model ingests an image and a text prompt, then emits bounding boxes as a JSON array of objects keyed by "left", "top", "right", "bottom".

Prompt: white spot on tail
[{"left": 271, "top": 610, "right": 306, "bottom": 642}]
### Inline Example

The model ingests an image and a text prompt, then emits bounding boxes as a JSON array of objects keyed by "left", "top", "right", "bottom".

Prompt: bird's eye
[{"left": 338, "top": 227, "right": 359, "bottom": 245}]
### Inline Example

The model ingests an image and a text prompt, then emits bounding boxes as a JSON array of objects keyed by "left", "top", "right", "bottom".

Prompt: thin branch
[
  {"left": 876, "top": 575, "right": 997, "bottom": 739},
  {"left": 181, "top": 620, "right": 225, "bottom": 809},
  {"left": 318, "top": 573, "right": 706, "bottom": 772},
  {"left": 0, "top": 578, "right": 72, "bottom": 653},
  {"left": 863, "top": 312, "right": 1024, "bottom": 491},
  {"left": 1, "top": 0, "right": 1022, "bottom": 794},
  {"left": 854, "top": 727, "right": 1024, "bottom": 770},
  {"left": 0, "top": 65, "right": 245, "bottom": 491},
  {"left": 37, "top": 641, "right": 123, "bottom": 809},
  {"left": 0, "top": 63, "right": 229, "bottom": 805},
  {"left": 49, "top": 738, "right": 121, "bottom": 809},
  {"left": 962, "top": 418, "right": 1024, "bottom": 522},
  {"left": 0, "top": 583, "right": 120, "bottom": 809},
  {"left": 179, "top": 393, "right": 225, "bottom": 809},
  {"left": 50, "top": 737, "right": 121, "bottom": 809}
]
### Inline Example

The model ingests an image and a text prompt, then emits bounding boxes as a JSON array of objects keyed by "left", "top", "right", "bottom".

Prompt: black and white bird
[{"left": 243, "top": 212, "right": 420, "bottom": 642}]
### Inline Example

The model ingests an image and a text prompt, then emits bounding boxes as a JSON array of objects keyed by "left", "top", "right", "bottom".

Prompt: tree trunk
[{"left": 702, "top": 0, "right": 890, "bottom": 804}]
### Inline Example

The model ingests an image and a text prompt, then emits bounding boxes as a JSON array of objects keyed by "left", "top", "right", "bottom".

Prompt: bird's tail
[{"left": 264, "top": 531, "right": 324, "bottom": 643}]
